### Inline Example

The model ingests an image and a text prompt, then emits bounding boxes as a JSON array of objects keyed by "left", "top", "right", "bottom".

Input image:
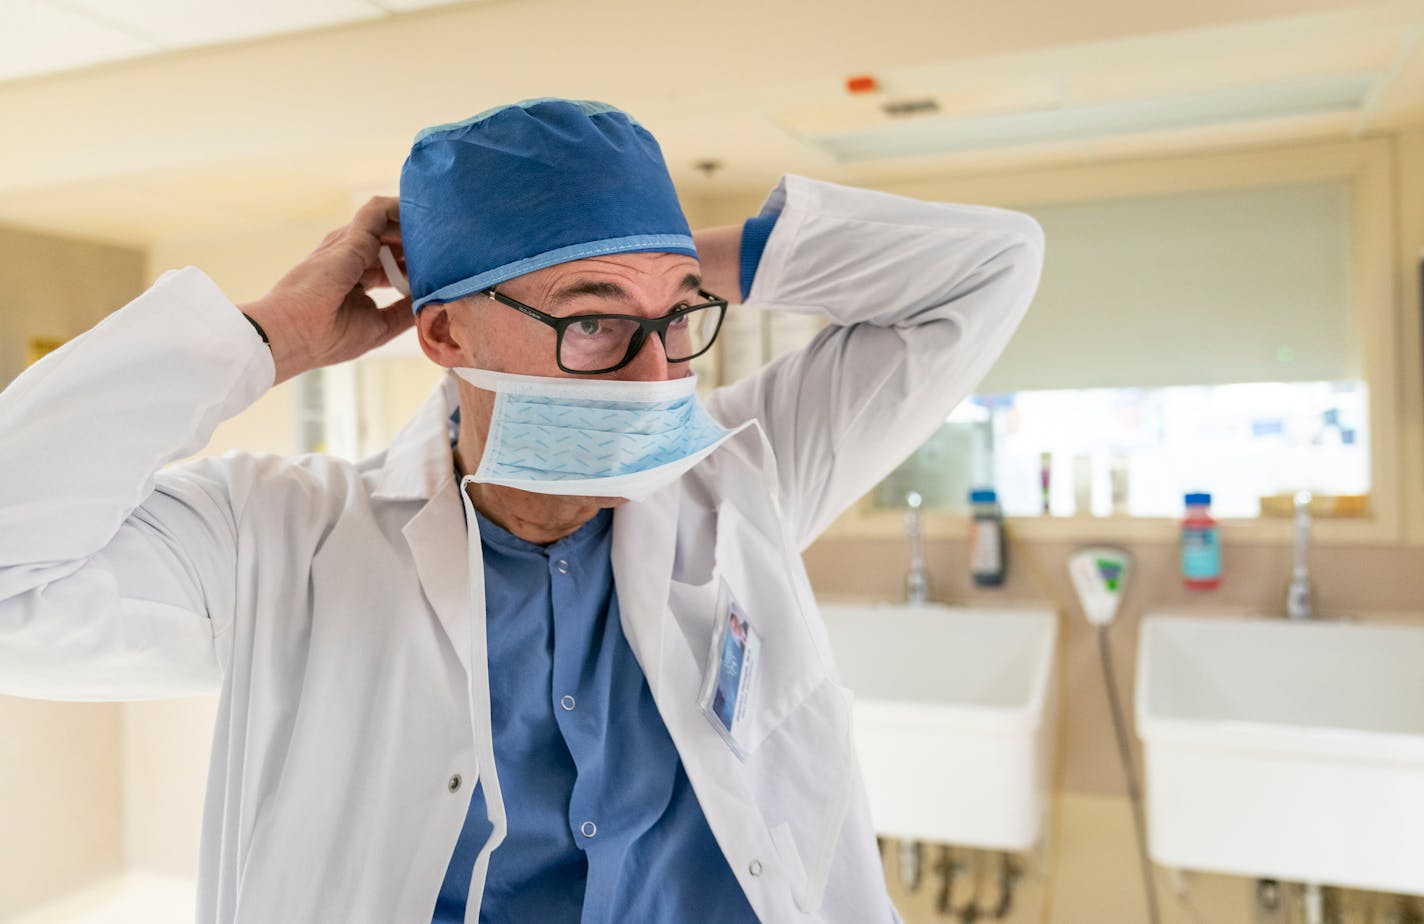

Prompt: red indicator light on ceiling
[{"left": 845, "top": 75, "right": 878, "bottom": 94}]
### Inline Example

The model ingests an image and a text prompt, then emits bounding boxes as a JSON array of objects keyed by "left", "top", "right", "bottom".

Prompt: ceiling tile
[
  {"left": 0, "top": 0, "right": 156, "bottom": 82},
  {"left": 62, "top": 0, "right": 386, "bottom": 49}
]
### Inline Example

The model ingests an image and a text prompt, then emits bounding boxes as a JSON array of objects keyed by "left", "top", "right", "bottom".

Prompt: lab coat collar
[
  {"left": 370, "top": 372, "right": 461, "bottom": 502},
  {"left": 610, "top": 479, "right": 680, "bottom": 696},
  {"left": 370, "top": 371, "right": 471, "bottom": 675}
]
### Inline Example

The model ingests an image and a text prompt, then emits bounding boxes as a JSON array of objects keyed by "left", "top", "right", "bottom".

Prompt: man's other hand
[{"left": 241, "top": 196, "right": 416, "bottom": 385}]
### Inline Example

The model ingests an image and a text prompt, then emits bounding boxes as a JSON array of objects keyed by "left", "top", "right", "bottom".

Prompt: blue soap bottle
[{"left": 969, "top": 488, "right": 1007, "bottom": 587}]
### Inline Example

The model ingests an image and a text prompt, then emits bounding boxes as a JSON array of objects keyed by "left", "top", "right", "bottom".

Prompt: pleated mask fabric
[{"left": 454, "top": 368, "right": 747, "bottom": 502}]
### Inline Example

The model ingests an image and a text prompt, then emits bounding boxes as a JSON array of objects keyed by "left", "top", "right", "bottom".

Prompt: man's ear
[{"left": 416, "top": 304, "right": 469, "bottom": 369}]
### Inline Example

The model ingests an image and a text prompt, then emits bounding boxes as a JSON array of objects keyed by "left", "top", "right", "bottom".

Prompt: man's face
[
  {"left": 422, "top": 249, "right": 706, "bottom": 511},
  {"left": 454, "top": 250, "right": 704, "bottom": 382}
]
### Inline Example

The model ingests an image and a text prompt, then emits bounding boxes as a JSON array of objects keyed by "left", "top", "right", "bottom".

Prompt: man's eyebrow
[
  {"left": 549, "top": 280, "right": 629, "bottom": 306},
  {"left": 548, "top": 273, "right": 704, "bottom": 307}
]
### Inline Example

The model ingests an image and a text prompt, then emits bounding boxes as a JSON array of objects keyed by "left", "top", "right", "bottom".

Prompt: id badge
[{"left": 698, "top": 578, "right": 760, "bottom": 760}]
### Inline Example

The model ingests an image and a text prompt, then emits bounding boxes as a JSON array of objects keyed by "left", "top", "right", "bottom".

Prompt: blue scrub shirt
[{"left": 431, "top": 506, "right": 760, "bottom": 923}]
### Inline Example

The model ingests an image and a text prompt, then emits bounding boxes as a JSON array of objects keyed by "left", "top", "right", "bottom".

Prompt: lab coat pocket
[{"left": 711, "top": 500, "right": 830, "bottom": 754}]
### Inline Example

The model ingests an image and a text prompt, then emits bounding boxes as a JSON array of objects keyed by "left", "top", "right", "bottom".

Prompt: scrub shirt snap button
[
  {"left": 580, "top": 821, "right": 597, "bottom": 838},
  {"left": 555, "top": 559, "right": 570, "bottom": 574},
  {"left": 560, "top": 695, "right": 576, "bottom": 711},
  {"left": 749, "top": 859, "right": 763, "bottom": 877},
  {"left": 448, "top": 774, "right": 462, "bottom": 793}
]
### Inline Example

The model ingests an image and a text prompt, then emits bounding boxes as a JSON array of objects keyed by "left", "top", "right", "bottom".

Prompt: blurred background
[{"left": 1, "top": 0, "right": 1423, "bottom": 921}]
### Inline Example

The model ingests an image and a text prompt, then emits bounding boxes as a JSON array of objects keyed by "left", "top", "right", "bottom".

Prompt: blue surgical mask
[{"left": 454, "top": 367, "right": 747, "bottom": 501}]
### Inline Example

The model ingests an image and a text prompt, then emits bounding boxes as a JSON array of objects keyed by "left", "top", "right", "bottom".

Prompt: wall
[
  {"left": 1394, "top": 127, "right": 1424, "bottom": 544},
  {"left": 0, "top": 224, "right": 145, "bottom": 384},
  {"left": 0, "top": 226, "right": 145, "bottom": 916}
]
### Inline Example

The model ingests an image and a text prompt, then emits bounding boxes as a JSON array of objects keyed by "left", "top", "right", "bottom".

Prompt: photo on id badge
[{"left": 700, "top": 578, "right": 760, "bottom": 758}]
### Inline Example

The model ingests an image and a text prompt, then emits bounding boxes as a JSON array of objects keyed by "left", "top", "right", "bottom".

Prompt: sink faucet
[
  {"left": 905, "top": 491, "right": 929, "bottom": 605},
  {"left": 1286, "top": 491, "right": 1314, "bottom": 620}
]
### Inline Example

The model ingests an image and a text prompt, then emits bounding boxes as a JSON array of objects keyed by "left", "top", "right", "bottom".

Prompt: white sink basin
[
  {"left": 818, "top": 602, "right": 1058, "bottom": 850},
  {"left": 1136, "top": 614, "right": 1424, "bottom": 895}
]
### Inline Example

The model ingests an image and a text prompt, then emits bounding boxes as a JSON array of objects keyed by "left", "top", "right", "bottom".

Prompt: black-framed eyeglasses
[{"left": 484, "top": 287, "right": 729, "bottom": 375}]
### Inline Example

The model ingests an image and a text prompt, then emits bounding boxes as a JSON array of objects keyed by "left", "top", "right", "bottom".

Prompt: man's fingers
[
  {"left": 331, "top": 197, "right": 399, "bottom": 267},
  {"left": 382, "top": 298, "right": 417, "bottom": 335},
  {"left": 353, "top": 296, "right": 417, "bottom": 351},
  {"left": 313, "top": 226, "right": 345, "bottom": 253},
  {"left": 353, "top": 196, "right": 400, "bottom": 240}
]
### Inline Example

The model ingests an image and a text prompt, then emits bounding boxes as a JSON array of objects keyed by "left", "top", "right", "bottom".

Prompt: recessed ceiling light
[{"left": 804, "top": 74, "right": 1374, "bottom": 162}]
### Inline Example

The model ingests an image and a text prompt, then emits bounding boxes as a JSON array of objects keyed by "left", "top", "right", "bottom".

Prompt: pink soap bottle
[{"left": 1181, "top": 492, "right": 1221, "bottom": 591}]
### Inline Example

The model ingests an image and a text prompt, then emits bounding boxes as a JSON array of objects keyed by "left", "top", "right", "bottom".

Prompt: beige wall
[
  {"left": 1393, "top": 127, "right": 1424, "bottom": 542},
  {"left": 0, "top": 224, "right": 145, "bottom": 384},
  {"left": 0, "top": 699, "right": 124, "bottom": 919}
]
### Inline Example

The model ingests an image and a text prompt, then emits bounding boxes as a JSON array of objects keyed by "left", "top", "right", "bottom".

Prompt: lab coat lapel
[
  {"left": 611, "top": 481, "right": 679, "bottom": 696},
  {"left": 372, "top": 372, "right": 476, "bottom": 678},
  {"left": 402, "top": 477, "right": 472, "bottom": 677}
]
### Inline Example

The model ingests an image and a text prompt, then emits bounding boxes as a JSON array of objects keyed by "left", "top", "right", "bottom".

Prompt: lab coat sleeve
[
  {"left": 704, "top": 174, "right": 1044, "bottom": 550},
  {"left": 0, "top": 267, "right": 275, "bottom": 700}
]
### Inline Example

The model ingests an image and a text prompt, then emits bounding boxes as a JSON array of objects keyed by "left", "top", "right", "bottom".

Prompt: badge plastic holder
[{"left": 698, "top": 577, "right": 760, "bottom": 761}]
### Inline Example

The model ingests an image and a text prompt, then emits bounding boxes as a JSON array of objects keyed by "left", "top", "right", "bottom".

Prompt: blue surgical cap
[{"left": 400, "top": 98, "right": 698, "bottom": 312}]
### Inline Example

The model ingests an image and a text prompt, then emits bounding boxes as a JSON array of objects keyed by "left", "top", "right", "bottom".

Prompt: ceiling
[
  {"left": 0, "top": 0, "right": 485, "bottom": 83},
  {"left": 1, "top": 0, "right": 1422, "bottom": 247}
]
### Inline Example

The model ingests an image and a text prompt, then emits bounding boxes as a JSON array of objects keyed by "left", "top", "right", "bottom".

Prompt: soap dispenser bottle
[
  {"left": 969, "top": 488, "right": 1006, "bottom": 587},
  {"left": 1181, "top": 491, "right": 1221, "bottom": 590}
]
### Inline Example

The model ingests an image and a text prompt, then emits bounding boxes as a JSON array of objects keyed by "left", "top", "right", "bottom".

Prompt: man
[{"left": 0, "top": 99, "right": 1043, "bottom": 922}]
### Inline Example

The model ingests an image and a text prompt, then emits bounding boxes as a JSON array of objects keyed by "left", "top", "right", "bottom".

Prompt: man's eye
[{"left": 574, "top": 318, "right": 603, "bottom": 337}]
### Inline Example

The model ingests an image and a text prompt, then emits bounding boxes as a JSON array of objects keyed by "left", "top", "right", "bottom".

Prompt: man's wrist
[
  {"left": 689, "top": 224, "right": 743, "bottom": 301},
  {"left": 738, "top": 215, "right": 777, "bottom": 302},
  {"left": 241, "top": 312, "right": 271, "bottom": 347},
  {"left": 239, "top": 301, "right": 307, "bottom": 386}
]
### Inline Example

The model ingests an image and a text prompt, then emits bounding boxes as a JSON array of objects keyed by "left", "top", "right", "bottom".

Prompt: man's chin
[{"left": 500, "top": 485, "right": 628, "bottom": 508}]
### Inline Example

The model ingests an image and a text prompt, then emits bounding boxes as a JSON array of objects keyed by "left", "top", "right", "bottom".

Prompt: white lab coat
[{"left": 0, "top": 175, "right": 1043, "bottom": 923}]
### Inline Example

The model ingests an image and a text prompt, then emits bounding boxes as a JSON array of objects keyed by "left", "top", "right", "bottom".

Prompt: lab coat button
[
  {"left": 580, "top": 821, "right": 597, "bottom": 838},
  {"left": 749, "top": 859, "right": 763, "bottom": 877},
  {"left": 555, "top": 559, "right": 570, "bottom": 574},
  {"left": 448, "top": 774, "right": 462, "bottom": 793},
  {"left": 560, "top": 694, "right": 576, "bottom": 711}
]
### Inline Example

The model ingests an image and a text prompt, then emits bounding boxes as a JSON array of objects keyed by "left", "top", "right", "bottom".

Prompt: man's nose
[{"left": 612, "top": 331, "right": 676, "bottom": 382}]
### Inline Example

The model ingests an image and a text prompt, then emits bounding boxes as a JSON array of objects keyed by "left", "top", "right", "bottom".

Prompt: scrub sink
[
  {"left": 817, "top": 602, "right": 1059, "bottom": 851},
  {"left": 1136, "top": 614, "right": 1424, "bottom": 895}
]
